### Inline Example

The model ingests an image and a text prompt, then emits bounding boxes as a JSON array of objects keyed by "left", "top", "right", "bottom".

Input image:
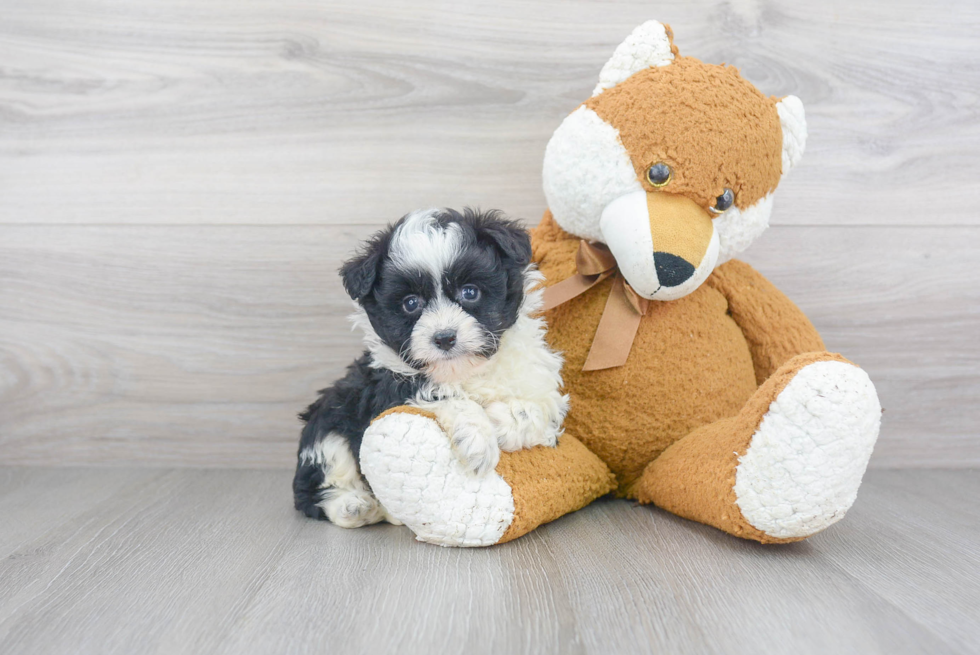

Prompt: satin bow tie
[{"left": 541, "top": 240, "right": 649, "bottom": 371}]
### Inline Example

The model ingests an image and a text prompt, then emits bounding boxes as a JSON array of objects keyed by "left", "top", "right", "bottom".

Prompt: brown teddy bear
[{"left": 359, "top": 21, "right": 881, "bottom": 547}]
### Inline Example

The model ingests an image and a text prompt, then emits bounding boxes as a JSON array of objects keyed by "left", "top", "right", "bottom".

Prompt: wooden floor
[{"left": 0, "top": 467, "right": 976, "bottom": 655}]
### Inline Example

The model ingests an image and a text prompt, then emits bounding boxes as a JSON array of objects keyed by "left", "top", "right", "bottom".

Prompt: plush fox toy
[{"left": 360, "top": 21, "right": 881, "bottom": 547}]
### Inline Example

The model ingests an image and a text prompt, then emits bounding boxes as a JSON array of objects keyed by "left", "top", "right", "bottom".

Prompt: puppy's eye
[
  {"left": 402, "top": 295, "right": 423, "bottom": 314},
  {"left": 459, "top": 284, "right": 480, "bottom": 302},
  {"left": 647, "top": 163, "right": 671, "bottom": 187},
  {"left": 710, "top": 188, "right": 735, "bottom": 214}
]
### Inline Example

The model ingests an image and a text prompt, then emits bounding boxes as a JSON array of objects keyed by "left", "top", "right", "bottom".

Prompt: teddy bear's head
[{"left": 542, "top": 21, "right": 807, "bottom": 301}]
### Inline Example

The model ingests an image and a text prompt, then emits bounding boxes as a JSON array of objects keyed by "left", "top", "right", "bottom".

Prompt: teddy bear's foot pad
[
  {"left": 734, "top": 360, "right": 881, "bottom": 540},
  {"left": 360, "top": 411, "right": 516, "bottom": 547}
]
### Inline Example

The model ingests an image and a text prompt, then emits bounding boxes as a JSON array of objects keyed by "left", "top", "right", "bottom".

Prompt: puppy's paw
[
  {"left": 450, "top": 409, "right": 500, "bottom": 476},
  {"left": 486, "top": 400, "right": 559, "bottom": 452},
  {"left": 322, "top": 489, "right": 386, "bottom": 529}
]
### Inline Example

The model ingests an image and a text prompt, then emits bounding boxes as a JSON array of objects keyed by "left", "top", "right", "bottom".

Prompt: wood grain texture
[
  {"left": 1, "top": 223, "right": 977, "bottom": 468},
  {"left": 1, "top": 0, "right": 978, "bottom": 226},
  {"left": 1, "top": 1, "right": 978, "bottom": 469},
  {"left": 0, "top": 467, "right": 976, "bottom": 654}
]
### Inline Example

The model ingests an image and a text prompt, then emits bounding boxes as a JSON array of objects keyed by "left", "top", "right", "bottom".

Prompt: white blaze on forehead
[
  {"left": 388, "top": 208, "right": 463, "bottom": 286},
  {"left": 543, "top": 106, "right": 642, "bottom": 242}
]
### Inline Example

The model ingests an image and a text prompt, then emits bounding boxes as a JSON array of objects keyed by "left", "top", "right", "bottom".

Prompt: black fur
[
  {"left": 294, "top": 208, "right": 530, "bottom": 523},
  {"left": 293, "top": 354, "right": 423, "bottom": 519},
  {"left": 339, "top": 227, "right": 393, "bottom": 302}
]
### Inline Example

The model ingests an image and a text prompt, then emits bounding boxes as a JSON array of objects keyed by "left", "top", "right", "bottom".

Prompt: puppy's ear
[
  {"left": 339, "top": 229, "right": 390, "bottom": 302},
  {"left": 471, "top": 210, "right": 532, "bottom": 267}
]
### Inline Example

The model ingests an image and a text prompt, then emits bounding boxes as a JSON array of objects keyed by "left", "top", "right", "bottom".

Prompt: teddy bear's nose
[{"left": 654, "top": 252, "right": 696, "bottom": 287}]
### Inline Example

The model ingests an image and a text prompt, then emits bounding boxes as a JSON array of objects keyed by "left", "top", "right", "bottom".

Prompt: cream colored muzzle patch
[
  {"left": 600, "top": 190, "right": 720, "bottom": 301},
  {"left": 647, "top": 191, "right": 714, "bottom": 270}
]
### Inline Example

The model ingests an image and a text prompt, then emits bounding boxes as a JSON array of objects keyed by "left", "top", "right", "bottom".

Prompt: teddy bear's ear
[
  {"left": 776, "top": 95, "right": 807, "bottom": 176},
  {"left": 592, "top": 21, "right": 677, "bottom": 97}
]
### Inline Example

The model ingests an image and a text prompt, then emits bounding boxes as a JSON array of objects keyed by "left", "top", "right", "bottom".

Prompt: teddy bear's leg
[
  {"left": 637, "top": 352, "right": 881, "bottom": 543},
  {"left": 360, "top": 407, "right": 616, "bottom": 547}
]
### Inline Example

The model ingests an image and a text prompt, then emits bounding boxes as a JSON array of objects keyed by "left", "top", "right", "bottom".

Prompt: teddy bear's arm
[{"left": 707, "top": 259, "right": 825, "bottom": 385}]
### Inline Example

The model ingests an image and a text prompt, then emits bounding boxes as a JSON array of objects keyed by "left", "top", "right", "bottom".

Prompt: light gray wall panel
[
  {"left": 1, "top": 1, "right": 977, "bottom": 226},
  {"left": 1, "top": 224, "right": 975, "bottom": 467}
]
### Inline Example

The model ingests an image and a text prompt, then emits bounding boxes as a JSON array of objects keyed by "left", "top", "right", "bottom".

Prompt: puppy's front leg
[
  {"left": 425, "top": 399, "right": 500, "bottom": 476},
  {"left": 486, "top": 392, "right": 569, "bottom": 452}
]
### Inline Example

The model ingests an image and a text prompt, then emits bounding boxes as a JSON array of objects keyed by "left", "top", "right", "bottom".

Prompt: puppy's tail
[{"left": 292, "top": 461, "right": 328, "bottom": 520}]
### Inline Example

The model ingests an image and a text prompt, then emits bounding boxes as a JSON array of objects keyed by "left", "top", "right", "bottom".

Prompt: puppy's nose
[
  {"left": 654, "top": 251, "right": 696, "bottom": 287},
  {"left": 433, "top": 330, "right": 457, "bottom": 351}
]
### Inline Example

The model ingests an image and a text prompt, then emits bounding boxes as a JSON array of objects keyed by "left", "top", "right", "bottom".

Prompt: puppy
[{"left": 293, "top": 208, "right": 569, "bottom": 528}]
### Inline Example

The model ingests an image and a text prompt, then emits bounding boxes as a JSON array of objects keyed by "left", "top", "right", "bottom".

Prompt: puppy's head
[{"left": 342, "top": 208, "right": 532, "bottom": 384}]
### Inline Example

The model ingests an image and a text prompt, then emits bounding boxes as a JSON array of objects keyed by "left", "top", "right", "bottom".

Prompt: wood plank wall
[{"left": 1, "top": 0, "right": 978, "bottom": 468}]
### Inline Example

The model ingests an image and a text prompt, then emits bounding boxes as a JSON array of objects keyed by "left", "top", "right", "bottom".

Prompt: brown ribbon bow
[{"left": 541, "top": 241, "right": 649, "bottom": 371}]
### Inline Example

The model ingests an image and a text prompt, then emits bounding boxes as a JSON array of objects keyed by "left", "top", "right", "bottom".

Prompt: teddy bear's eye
[
  {"left": 710, "top": 189, "right": 734, "bottom": 214},
  {"left": 646, "top": 163, "right": 671, "bottom": 187}
]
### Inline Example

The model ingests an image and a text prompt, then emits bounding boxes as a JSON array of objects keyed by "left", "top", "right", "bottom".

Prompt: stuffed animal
[{"left": 359, "top": 20, "right": 881, "bottom": 547}]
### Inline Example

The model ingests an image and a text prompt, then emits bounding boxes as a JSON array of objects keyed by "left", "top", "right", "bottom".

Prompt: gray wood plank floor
[{"left": 0, "top": 467, "right": 976, "bottom": 655}]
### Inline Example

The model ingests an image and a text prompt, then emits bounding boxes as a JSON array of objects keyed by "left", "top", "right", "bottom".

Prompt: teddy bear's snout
[
  {"left": 653, "top": 251, "right": 696, "bottom": 287},
  {"left": 600, "top": 189, "right": 720, "bottom": 301}
]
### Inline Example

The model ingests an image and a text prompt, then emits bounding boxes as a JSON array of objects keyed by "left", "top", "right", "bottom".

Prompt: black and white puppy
[{"left": 293, "top": 208, "right": 569, "bottom": 528}]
